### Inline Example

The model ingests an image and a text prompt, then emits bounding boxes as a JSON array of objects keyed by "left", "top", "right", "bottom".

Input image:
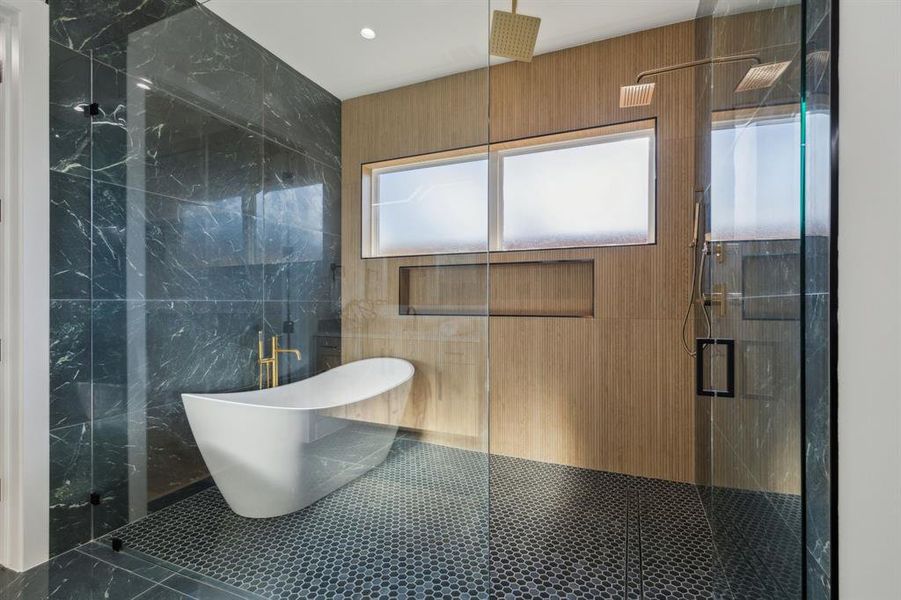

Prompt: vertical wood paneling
[{"left": 342, "top": 21, "right": 700, "bottom": 483}]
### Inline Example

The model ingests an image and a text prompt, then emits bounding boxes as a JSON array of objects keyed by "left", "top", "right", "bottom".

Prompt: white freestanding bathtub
[{"left": 182, "top": 358, "right": 414, "bottom": 518}]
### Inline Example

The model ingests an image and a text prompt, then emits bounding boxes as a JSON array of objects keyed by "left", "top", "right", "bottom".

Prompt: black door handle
[{"left": 696, "top": 338, "right": 735, "bottom": 398}]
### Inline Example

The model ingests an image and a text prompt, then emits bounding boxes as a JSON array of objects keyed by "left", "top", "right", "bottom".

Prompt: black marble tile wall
[
  {"left": 91, "top": 411, "right": 133, "bottom": 537},
  {"left": 146, "top": 401, "right": 210, "bottom": 502},
  {"left": 50, "top": 173, "right": 92, "bottom": 300},
  {"left": 49, "top": 38, "right": 95, "bottom": 550},
  {"left": 49, "top": 1, "right": 341, "bottom": 556},
  {"left": 803, "top": 0, "right": 835, "bottom": 595},
  {"left": 263, "top": 60, "right": 342, "bottom": 170},
  {"left": 49, "top": 423, "right": 92, "bottom": 556},
  {"left": 90, "top": 59, "right": 131, "bottom": 187},
  {"left": 123, "top": 5, "right": 267, "bottom": 133},
  {"left": 49, "top": 300, "right": 92, "bottom": 429},
  {"left": 50, "top": 0, "right": 196, "bottom": 71},
  {"left": 141, "top": 301, "right": 261, "bottom": 406},
  {"left": 50, "top": 44, "right": 91, "bottom": 179}
]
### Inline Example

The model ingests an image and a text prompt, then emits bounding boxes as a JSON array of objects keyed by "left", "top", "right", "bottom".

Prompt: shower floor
[{"left": 2, "top": 438, "right": 727, "bottom": 599}]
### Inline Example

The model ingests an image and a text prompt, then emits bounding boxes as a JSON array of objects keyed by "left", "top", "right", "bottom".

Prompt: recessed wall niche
[{"left": 398, "top": 260, "right": 594, "bottom": 318}]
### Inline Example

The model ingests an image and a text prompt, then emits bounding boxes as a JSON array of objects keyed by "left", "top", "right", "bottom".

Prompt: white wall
[
  {"left": 838, "top": 0, "right": 901, "bottom": 597},
  {"left": 0, "top": 0, "right": 49, "bottom": 572}
]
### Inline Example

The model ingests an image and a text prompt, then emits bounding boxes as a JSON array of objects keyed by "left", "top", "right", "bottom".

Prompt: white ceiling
[{"left": 204, "top": 0, "right": 705, "bottom": 100}]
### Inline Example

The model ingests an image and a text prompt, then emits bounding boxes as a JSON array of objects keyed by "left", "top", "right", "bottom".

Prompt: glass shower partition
[
  {"left": 700, "top": 0, "right": 807, "bottom": 598},
  {"left": 74, "top": 1, "right": 493, "bottom": 597}
]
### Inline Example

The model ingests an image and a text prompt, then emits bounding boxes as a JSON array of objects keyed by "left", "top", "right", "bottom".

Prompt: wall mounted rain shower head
[
  {"left": 490, "top": 0, "right": 541, "bottom": 63},
  {"left": 619, "top": 54, "right": 768, "bottom": 109},
  {"left": 735, "top": 60, "right": 791, "bottom": 92},
  {"left": 806, "top": 50, "right": 831, "bottom": 71},
  {"left": 619, "top": 82, "right": 656, "bottom": 108}
]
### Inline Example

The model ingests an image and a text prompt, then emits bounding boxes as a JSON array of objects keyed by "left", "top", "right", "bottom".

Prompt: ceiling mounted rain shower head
[
  {"left": 490, "top": 0, "right": 541, "bottom": 63},
  {"left": 735, "top": 60, "right": 791, "bottom": 92},
  {"left": 619, "top": 82, "right": 656, "bottom": 108}
]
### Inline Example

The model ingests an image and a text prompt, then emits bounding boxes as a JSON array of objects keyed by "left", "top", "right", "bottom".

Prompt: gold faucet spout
[
  {"left": 257, "top": 331, "right": 302, "bottom": 388},
  {"left": 278, "top": 348, "right": 302, "bottom": 361}
]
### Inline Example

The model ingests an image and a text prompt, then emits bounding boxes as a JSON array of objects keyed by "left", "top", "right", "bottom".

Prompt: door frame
[{"left": 0, "top": 0, "right": 49, "bottom": 572}]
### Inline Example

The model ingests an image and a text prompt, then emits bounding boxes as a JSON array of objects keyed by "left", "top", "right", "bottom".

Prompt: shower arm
[{"left": 635, "top": 54, "right": 760, "bottom": 84}]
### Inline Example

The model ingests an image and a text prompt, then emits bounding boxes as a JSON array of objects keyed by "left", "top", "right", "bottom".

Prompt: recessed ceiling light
[{"left": 360, "top": 27, "right": 376, "bottom": 40}]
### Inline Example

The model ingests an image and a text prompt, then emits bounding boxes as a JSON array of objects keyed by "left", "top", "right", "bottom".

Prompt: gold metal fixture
[
  {"left": 258, "top": 331, "right": 302, "bottom": 389},
  {"left": 619, "top": 83, "right": 656, "bottom": 109},
  {"left": 714, "top": 242, "right": 726, "bottom": 264},
  {"left": 489, "top": 0, "right": 541, "bottom": 63},
  {"left": 735, "top": 61, "right": 792, "bottom": 92},
  {"left": 704, "top": 283, "right": 727, "bottom": 318},
  {"left": 620, "top": 54, "right": 761, "bottom": 108}
]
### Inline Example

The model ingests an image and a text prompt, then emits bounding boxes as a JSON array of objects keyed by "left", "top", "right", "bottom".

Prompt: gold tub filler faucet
[{"left": 258, "top": 331, "right": 302, "bottom": 389}]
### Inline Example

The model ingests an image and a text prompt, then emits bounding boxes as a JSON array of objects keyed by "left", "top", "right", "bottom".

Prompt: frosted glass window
[
  {"left": 499, "top": 131, "right": 656, "bottom": 250},
  {"left": 710, "top": 113, "right": 829, "bottom": 241},
  {"left": 362, "top": 126, "right": 657, "bottom": 257},
  {"left": 369, "top": 156, "right": 488, "bottom": 257}
]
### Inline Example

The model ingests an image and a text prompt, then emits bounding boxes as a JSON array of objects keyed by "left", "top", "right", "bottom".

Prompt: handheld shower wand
[
  {"left": 691, "top": 201, "right": 700, "bottom": 249},
  {"left": 681, "top": 190, "right": 712, "bottom": 357}
]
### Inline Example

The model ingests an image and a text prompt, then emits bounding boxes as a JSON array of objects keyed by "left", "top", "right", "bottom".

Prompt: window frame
[{"left": 361, "top": 118, "right": 657, "bottom": 259}]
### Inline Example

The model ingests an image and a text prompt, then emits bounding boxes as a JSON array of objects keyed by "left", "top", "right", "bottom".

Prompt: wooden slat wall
[
  {"left": 342, "top": 21, "right": 699, "bottom": 482},
  {"left": 400, "top": 265, "right": 488, "bottom": 317},
  {"left": 341, "top": 68, "right": 491, "bottom": 450},
  {"left": 489, "top": 261, "right": 594, "bottom": 318}
]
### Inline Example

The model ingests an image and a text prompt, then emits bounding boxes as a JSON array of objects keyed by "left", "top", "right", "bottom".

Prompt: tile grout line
[
  {"left": 130, "top": 581, "right": 192, "bottom": 600},
  {"left": 73, "top": 547, "right": 178, "bottom": 588},
  {"left": 76, "top": 544, "right": 265, "bottom": 600}
]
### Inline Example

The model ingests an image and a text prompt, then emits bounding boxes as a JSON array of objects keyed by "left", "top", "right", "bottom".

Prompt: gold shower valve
[
  {"left": 704, "top": 284, "right": 727, "bottom": 318},
  {"left": 714, "top": 242, "right": 726, "bottom": 264}
]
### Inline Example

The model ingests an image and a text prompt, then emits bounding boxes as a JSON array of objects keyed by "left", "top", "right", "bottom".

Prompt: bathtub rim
[{"left": 181, "top": 357, "right": 415, "bottom": 412}]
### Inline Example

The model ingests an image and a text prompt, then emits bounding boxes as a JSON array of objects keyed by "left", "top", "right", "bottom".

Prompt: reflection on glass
[
  {"left": 177, "top": 196, "right": 247, "bottom": 265},
  {"left": 711, "top": 112, "right": 830, "bottom": 240},
  {"left": 264, "top": 184, "right": 325, "bottom": 233},
  {"left": 262, "top": 184, "right": 326, "bottom": 263}
]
